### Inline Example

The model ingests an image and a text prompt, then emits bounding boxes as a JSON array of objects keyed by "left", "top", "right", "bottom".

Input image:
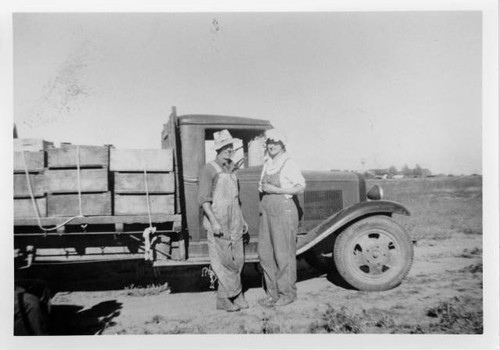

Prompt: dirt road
[{"left": 47, "top": 233, "right": 482, "bottom": 335}]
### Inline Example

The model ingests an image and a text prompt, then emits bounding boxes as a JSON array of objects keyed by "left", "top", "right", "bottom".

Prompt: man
[{"left": 197, "top": 129, "right": 249, "bottom": 312}]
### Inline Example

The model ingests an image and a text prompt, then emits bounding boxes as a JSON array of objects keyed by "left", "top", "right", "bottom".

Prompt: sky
[{"left": 11, "top": 11, "right": 483, "bottom": 175}]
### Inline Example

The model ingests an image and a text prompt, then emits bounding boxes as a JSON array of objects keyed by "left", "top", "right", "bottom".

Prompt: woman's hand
[{"left": 261, "top": 183, "right": 281, "bottom": 194}]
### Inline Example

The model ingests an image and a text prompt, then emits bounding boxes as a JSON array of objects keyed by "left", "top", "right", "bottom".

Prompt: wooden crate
[
  {"left": 114, "top": 194, "right": 174, "bottom": 216},
  {"left": 114, "top": 172, "right": 174, "bottom": 194},
  {"left": 14, "top": 151, "right": 45, "bottom": 173},
  {"left": 45, "top": 169, "right": 108, "bottom": 193},
  {"left": 47, "top": 145, "right": 109, "bottom": 168},
  {"left": 14, "top": 197, "right": 47, "bottom": 218},
  {"left": 14, "top": 138, "right": 54, "bottom": 152},
  {"left": 14, "top": 173, "right": 45, "bottom": 198},
  {"left": 47, "top": 192, "right": 112, "bottom": 217},
  {"left": 110, "top": 148, "right": 173, "bottom": 172}
]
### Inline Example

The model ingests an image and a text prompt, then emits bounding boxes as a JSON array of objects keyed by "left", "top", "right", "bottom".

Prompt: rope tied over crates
[
  {"left": 22, "top": 147, "right": 86, "bottom": 236},
  {"left": 142, "top": 150, "right": 157, "bottom": 261},
  {"left": 75, "top": 145, "right": 88, "bottom": 231}
]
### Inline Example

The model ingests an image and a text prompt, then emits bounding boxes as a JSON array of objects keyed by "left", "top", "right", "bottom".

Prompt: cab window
[{"left": 204, "top": 129, "right": 266, "bottom": 168}]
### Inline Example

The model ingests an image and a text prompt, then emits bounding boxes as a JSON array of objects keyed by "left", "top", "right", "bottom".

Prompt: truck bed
[{"left": 14, "top": 214, "right": 182, "bottom": 230}]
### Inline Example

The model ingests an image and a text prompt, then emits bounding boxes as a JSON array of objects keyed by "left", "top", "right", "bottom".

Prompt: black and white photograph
[{"left": 1, "top": 1, "right": 498, "bottom": 349}]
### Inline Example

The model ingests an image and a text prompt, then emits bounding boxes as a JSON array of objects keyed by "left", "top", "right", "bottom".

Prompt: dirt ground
[
  {"left": 45, "top": 232, "right": 482, "bottom": 335},
  {"left": 15, "top": 177, "right": 486, "bottom": 339}
]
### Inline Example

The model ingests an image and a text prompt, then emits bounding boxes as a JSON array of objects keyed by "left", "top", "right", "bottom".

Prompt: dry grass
[
  {"left": 367, "top": 176, "right": 482, "bottom": 242},
  {"left": 309, "top": 305, "right": 363, "bottom": 334},
  {"left": 123, "top": 282, "right": 170, "bottom": 297},
  {"left": 425, "top": 296, "right": 483, "bottom": 334}
]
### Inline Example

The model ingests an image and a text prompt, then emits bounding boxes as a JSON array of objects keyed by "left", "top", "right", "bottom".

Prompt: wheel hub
[
  {"left": 365, "top": 244, "right": 389, "bottom": 265},
  {"left": 351, "top": 234, "right": 398, "bottom": 276}
]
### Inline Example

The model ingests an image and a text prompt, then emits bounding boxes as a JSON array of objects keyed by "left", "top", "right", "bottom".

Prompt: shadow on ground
[
  {"left": 16, "top": 256, "right": 342, "bottom": 294},
  {"left": 50, "top": 300, "right": 122, "bottom": 335}
]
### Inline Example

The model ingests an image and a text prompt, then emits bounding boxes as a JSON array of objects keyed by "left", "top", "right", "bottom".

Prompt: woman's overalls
[
  {"left": 258, "top": 158, "right": 299, "bottom": 302},
  {"left": 203, "top": 161, "right": 245, "bottom": 299}
]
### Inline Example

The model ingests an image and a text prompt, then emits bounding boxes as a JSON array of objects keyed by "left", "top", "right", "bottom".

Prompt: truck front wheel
[{"left": 333, "top": 215, "right": 413, "bottom": 291}]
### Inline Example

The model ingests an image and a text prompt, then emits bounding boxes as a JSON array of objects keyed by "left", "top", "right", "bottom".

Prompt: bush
[
  {"left": 426, "top": 296, "right": 483, "bottom": 334},
  {"left": 309, "top": 305, "right": 363, "bottom": 334}
]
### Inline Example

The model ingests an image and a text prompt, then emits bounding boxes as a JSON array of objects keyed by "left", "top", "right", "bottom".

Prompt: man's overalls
[
  {"left": 203, "top": 161, "right": 245, "bottom": 299},
  {"left": 258, "top": 158, "right": 299, "bottom": 302}
]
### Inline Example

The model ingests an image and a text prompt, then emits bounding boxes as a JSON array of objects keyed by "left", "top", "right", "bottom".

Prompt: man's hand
[
  {"left": 202, "top": 202, "right": 224, "bottom": 237},
  {"left": 211, "top": 221, "right": 223, "bottom": 237},
  {"left": 243, "top": 232, "right": 250, "bottom": 245}
]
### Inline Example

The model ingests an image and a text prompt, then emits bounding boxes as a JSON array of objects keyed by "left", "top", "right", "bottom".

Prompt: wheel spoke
[
  {"left": 375, "top": 233, "right": 394, "bottom": 250},
  {"left": 371, "top": 263, "right": 384, "bottom": 275},
  {"left": 352, "top": 251, "right": 366, "bottom": 266},
  {"left": 357, "top": 235, "right": 373, "bottom": 249}
]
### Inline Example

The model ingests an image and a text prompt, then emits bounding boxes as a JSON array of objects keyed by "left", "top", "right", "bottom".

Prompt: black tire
[{"left": 333, "top": 215, "right": 413, "bottom": 291}]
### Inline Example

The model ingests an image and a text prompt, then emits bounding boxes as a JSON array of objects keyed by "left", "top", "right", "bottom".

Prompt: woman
[{"left": 258, "top": 129, "right": 305, "bottom": 307}]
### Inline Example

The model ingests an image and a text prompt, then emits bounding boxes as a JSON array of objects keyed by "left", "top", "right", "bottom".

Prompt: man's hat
[{"left": 213, "top": 129, "right": 235, "bottom": 150}]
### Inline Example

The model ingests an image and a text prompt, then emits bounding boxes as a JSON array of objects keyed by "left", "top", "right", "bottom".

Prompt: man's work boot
[
  {"left": 216, "top": 298, "right": 241, "bottom": 312},
  {"left": 233, "top": 293, "right": 249, "bottom": 309},
  {"left": 274, "top": 296, "right": 295, "bottom": 307}
]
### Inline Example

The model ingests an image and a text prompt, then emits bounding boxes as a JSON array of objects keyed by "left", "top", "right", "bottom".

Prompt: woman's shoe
[
  {"left": 274, "top": 296, "right": 295, "bottom": 307},
  {"left": 257, "top": 297, "right": 277, "bottom": 308}
]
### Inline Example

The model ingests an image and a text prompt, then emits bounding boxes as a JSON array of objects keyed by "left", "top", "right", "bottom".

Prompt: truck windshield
[{"left": 204, "top": 129, "right": 266, "bottom": 168}]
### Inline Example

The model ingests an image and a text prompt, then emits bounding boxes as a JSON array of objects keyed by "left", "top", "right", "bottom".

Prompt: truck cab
[{"left": 162, "top": 108, "right": 414, "bottom": 291}]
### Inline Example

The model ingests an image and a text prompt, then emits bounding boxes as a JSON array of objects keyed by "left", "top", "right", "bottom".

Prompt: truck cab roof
[{"left": 178, "top": 114, "right": 272, "bottom": 127}]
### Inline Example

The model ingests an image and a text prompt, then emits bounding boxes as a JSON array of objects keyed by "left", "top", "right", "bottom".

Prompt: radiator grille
[{"left": 304, "top": 189, "right": 343, "bottom": 221}]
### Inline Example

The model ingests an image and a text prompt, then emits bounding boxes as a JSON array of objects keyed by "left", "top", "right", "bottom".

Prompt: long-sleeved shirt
[{"left": 259, "top": 152, "right": 305, "bottom": 199}]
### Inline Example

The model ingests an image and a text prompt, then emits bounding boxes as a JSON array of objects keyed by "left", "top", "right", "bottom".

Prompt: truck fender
[{"left": 296, "top": 200, "right": 410, "bottom": 256}]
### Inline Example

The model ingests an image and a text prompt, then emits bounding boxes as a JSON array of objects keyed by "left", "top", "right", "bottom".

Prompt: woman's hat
[
  {"left": 213, "top": 129, "right": 235, "bottom": 150},
  {"left": 265, "top": 129, "right": 287, "bottom": 147}
]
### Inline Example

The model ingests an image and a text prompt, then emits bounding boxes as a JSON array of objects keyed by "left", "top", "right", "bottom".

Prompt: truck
[{"left": 14, "top": 107, "right": 413, "bottom": 292}]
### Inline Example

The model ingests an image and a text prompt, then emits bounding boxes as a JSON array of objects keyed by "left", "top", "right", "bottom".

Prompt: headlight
[{"left": 367, "top": 184, "right": 384, "bottom": 200}]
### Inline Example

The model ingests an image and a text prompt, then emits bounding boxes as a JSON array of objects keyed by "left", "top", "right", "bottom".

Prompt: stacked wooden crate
[
  {"left": 13, "top": 140, "right": 49, "bottom": 218},
  {"left": 45, "top": 144, "right": 112, "bottom": 217},
  {"left": 110, "top": 149, "right": 175, "bottom": 216}
]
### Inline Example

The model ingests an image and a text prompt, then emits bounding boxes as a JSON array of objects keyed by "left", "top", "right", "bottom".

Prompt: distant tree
[
  {"left": 388, "top": 166, "right": 398, "bottom": 176},
  {"left": 401, "top": 164, "right": 412, "bottom": 177},
  {"left": 422, "top": 168, "right": 432, "bottom": 177},
  {"left": 413, "top": 164, "right": 423, "bottom": 177}
]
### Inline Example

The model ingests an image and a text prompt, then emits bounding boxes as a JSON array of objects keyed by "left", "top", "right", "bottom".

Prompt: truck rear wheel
[{"left": 333, "top": 215, "right": 413, "bottom": 291}]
